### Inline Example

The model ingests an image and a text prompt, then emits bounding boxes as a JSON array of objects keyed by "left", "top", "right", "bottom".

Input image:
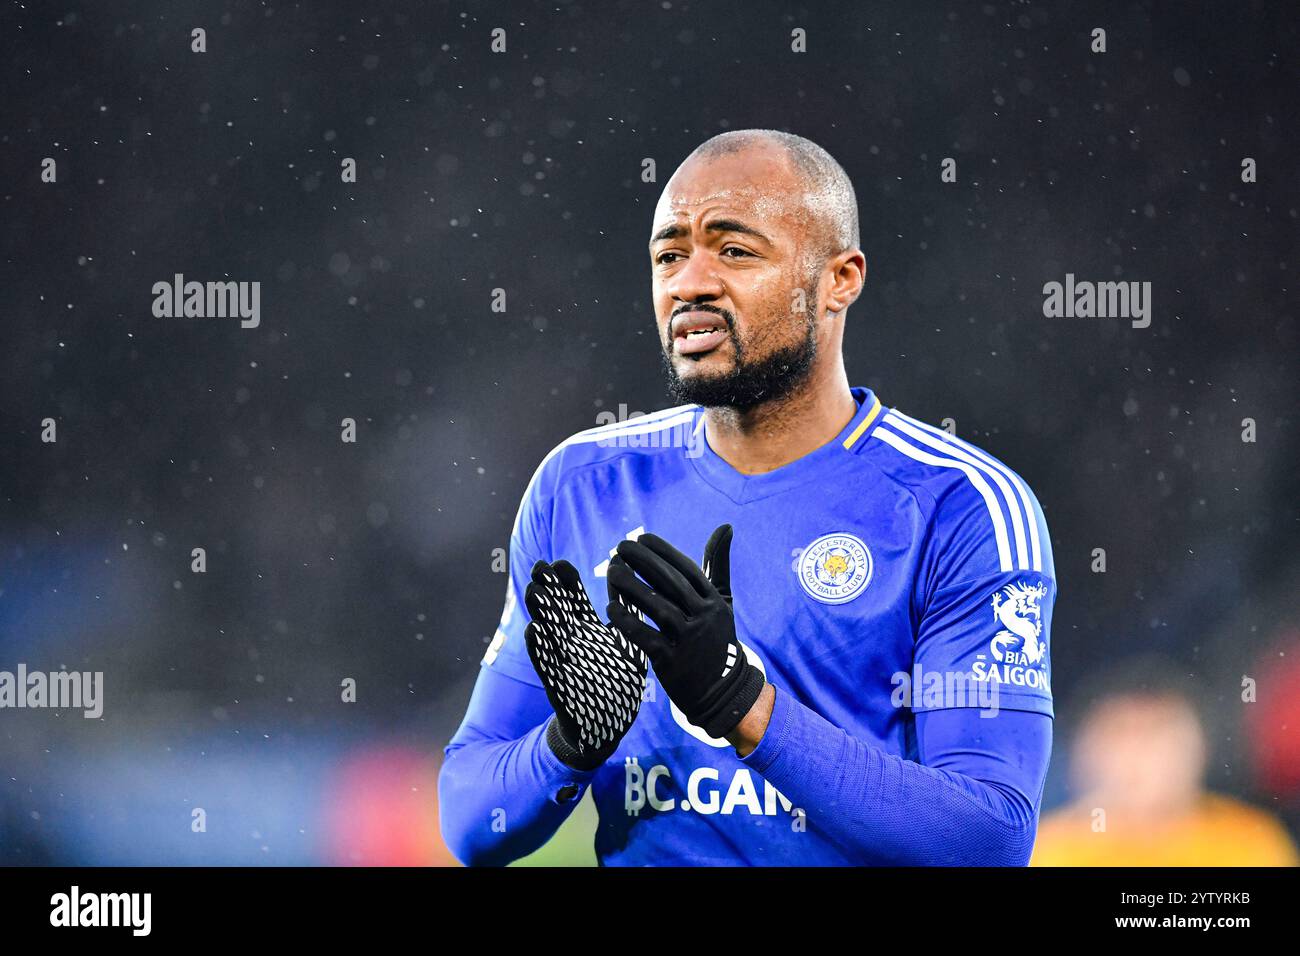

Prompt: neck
[{"left": 702, "top": 359, "right": 856, "bottom": 475}]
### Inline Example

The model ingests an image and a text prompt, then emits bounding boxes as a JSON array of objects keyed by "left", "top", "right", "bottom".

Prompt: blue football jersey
[{"left": 482, "top": 386, "right": 1056, "bottom": 865}]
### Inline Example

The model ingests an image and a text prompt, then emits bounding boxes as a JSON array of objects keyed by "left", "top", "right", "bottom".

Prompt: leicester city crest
[{"left": 797, "top": 532, "right": 873, "bottom": 605}]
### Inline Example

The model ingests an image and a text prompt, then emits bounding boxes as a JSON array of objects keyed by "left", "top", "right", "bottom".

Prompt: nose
[{"left": 663, "top": 248, "right": 725, "bottom": 306}]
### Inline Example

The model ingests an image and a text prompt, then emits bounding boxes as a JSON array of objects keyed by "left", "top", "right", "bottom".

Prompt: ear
[{"left": 824, "top": 248, "right": 866, "bottom": 315}]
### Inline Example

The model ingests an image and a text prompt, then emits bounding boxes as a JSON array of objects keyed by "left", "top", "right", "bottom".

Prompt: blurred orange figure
[{"left": 1032, "top": 689, "right": 1297, "bottom": 866}]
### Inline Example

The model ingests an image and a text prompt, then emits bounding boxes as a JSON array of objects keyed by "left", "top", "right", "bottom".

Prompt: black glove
[
  {"left": 605, "top": 524, "right": 765, "bottom": 739},
  {"left": 523, "top": 559, "right": 647, "bottom": 771}
]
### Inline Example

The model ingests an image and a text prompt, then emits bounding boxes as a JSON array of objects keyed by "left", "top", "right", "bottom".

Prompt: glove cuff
[
  {"left": 544, "top": 716, "right": 604, "bottom": 772},
  {"left": 700, "top": 663, "right": 766, "bottom": 740}
]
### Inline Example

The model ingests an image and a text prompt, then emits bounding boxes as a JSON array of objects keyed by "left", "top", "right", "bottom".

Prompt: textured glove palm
[
  {"left": 523, "top": 559, "right": 647, "bottom": 771},
  {"left": 605, "top": 524, "right": 765, "bottom": 740}
]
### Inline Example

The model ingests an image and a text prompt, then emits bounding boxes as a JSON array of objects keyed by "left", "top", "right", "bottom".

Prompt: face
[
  {"left": 648, "top": 147, "right": 826, "bottom": 411},
  {"left": 1074, "top": 694, "right": 1207, "bottom": 815}
]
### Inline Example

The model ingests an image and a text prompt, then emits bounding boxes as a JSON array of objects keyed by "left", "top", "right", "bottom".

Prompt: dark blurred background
[{"left": 1, "top": 1, "right": 1296, "bottom": 864}]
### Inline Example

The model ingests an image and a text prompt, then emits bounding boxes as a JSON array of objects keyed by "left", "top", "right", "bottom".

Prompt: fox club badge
[{"left": 797, "top": 532, "right": 873, "bottom": 605}]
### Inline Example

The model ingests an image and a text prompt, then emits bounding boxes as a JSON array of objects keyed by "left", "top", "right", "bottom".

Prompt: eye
[
  {"left": 655, "top": 251, "right": 682, "bottom": 265},
  {"left": 721, "top": 246, "right": 754, "bottom": 258}
]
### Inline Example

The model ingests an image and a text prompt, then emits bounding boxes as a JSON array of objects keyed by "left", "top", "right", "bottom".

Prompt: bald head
[
  {"left": 648, "top": 130, "right": 865, "bottom": 413},
  {"left": 685, "top": 129, "right": 859, "bottom": 266}
]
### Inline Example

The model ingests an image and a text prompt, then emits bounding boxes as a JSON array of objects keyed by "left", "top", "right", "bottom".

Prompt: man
[
  {"left": 1032, "top": 674, "right": 1297, "bottom": 866},
  {"left": 438, "top": 130, "right": 1056, "bottom": 865}
]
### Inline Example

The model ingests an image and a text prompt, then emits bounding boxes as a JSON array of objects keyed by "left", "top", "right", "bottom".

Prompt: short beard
[{"left": 662, "top": 296, "right": 819, "bottom": 413}]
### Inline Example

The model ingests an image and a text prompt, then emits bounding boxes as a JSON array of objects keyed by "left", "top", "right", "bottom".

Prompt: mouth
[{"left": 671, "top": 312, "right": 730, "bottom": 357}]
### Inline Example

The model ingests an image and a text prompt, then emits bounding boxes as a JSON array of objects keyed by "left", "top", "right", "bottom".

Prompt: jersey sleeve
[
  {"left": 439, "top": 663, "right": 598, "bottom": 866},
  {"left": 912, "top": 465, "right": 1056, "bottom": 717},
  {"left": 740, "top": 686, "right": 1049, "bottom": 864},
  {"left": 479, "top": 449, "right": 560, "bottom": 687}
]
